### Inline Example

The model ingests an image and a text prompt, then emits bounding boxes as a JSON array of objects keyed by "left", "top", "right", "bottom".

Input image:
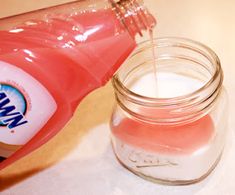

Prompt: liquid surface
[{"left": 129, "top": 72, "right": 204, "bottom": 98}]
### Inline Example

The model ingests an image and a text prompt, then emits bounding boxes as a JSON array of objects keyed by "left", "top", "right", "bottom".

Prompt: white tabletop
[{"left": 1, "top": 0, "right": 235, "bottom": 194}]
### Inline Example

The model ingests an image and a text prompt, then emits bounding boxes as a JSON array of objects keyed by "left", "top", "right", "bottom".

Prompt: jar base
[{"left": 116, "top": 153, "right": 222, "bottom": 185}]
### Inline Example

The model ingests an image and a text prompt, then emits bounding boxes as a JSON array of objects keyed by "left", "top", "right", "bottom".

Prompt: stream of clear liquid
[{"left": 149, "top": 29, "right": 158, "bottom": 97}]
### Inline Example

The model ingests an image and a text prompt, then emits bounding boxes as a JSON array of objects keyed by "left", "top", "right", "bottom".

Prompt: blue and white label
[
  {"left": 0, "top": 61, "right": 57, "bottom": 145},
  {"left": 0, "top": 84, "right": 28, "bottom": 129}
]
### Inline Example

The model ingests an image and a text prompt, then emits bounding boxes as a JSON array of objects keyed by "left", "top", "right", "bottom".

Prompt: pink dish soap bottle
[{"left": 0, "top": 0, "right": 156, "bottom": 170}]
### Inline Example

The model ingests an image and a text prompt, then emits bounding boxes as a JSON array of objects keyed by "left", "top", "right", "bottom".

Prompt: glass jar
[{"left": 110, "top": 37, "right": 228, "bottom": 185}]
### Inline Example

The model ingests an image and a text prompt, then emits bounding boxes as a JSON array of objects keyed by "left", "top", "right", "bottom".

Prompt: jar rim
[
  {"left": 113, "top": 37, "right": 223, "bottom": 106},
  {"left": 112, "top": 37, "right": 223, "bottom": 124}
]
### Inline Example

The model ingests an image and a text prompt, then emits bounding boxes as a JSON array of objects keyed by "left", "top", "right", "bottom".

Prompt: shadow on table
[
  {"left": 0, "top": 168, "right": 43, "bottom": 191},
  {"left": 0, "top": 83, "right": 114, "bottom": 191}
]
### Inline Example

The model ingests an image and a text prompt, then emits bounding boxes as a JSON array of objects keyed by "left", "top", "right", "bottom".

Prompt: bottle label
[{"left": 0, "top": 61, "right": 57, "bottom": 146}]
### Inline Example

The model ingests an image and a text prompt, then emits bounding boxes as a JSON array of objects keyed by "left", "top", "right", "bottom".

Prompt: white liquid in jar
[{"left": 129, "top": 72, "right": 204, "bottom": 98}]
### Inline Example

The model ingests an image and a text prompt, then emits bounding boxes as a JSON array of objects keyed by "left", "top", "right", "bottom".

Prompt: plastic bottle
[{"left": 0, "top": 0, "right": 156, "bottom": 170}]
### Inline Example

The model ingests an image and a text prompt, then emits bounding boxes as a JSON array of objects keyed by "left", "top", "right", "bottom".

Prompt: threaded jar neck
[{"left": 112, "top": 37, "right": 223, "bottom": 125}]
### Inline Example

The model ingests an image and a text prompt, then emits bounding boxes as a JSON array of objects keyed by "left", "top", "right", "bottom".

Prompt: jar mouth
[
  {"left": 112, "top": 37, "right": 223, "bottom": 124},
  {"left": 113, "top": 37, "right": 223, "bottom": 104}
]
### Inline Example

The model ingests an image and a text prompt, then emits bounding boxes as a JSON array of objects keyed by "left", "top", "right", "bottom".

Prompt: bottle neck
[{"left": 110, "top": 0, "right": 156, "bottom": 37}]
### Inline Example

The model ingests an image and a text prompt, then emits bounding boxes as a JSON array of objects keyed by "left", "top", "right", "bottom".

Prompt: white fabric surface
[{"left": 3, "top": 123, "right": 235, "bottom": 195}]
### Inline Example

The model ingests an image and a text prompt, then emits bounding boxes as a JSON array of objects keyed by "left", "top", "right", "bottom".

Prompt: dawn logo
[{"left": 0, "top": 84, "right": 28, "bottom": 129}]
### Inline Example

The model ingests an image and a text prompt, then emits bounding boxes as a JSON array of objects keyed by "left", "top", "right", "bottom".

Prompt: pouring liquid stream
[{"left": 149, "top": 29, "right": 158, "bottom": 97}]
